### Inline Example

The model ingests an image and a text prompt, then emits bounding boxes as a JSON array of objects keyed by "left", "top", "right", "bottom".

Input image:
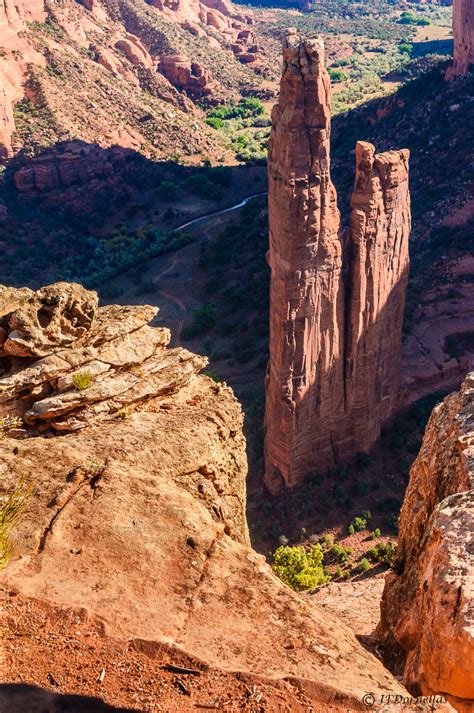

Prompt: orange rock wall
[{"left": 378, "top": 374, "right": 474, "bottom": 712}]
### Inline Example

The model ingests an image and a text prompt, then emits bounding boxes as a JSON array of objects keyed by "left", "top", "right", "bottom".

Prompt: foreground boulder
[
  {"left": 1, "top": 282, "right": 426, "bottom": 709},
  {"left": 379, "top": 374, "right": 474, "bottom": 712}
]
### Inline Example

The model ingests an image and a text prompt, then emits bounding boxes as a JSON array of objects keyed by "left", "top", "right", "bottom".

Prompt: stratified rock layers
[
  {"left": 345, "top": 141, "right": 411, "bottom": 453},
  {"left": 265, "top": 36, "right": 411, "bottom": 491},
  {"left": 452, "top": 0, "right": 474, "bottom": 76},
  {"left": 378, "top": 374, "right": 474, "bottom": 712},
  {"left": 265, "top": 33, "right": 345, "bottom": 493}
]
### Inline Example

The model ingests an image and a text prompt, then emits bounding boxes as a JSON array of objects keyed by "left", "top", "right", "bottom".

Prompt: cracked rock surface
[{"left": 379, "top": 373, "right": 474, "bottom": 712}]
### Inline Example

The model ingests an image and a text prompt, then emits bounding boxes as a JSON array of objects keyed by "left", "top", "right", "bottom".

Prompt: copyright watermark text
[{"left": 363, "top": 692, "right": 448, "bottom": 708}]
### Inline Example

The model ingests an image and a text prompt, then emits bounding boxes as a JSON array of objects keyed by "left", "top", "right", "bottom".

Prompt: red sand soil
[{"left": 1, "top": 587, "right": 317, "bottom": 712}]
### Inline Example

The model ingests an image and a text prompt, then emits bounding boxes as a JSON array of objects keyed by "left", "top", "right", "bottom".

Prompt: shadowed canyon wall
[{"left": 264, "top": 34, "right": 411, "bottom": 492}]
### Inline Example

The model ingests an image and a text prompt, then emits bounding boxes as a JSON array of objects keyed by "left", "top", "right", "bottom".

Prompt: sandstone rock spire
[
  {"left": 264, "top": 31, "right": 345, "bottom": 493},
  {"left": 345, "top": 141, "right": 411, "bottom": 453},
  {"left": 450, "top": 0, "right": 474, "bottom": 77},
  {"left": 265, "top": 38, "right": 411, "bottom": 492}
]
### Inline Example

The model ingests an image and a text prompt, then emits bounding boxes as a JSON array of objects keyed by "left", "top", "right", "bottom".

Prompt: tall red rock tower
[
  {"left": 264, "top": 36, "right": 411, "bottom": 492},
  {"left": 345, "top": 141, "right": 411, "bottom": 453},
  {"left": 451, "top": 0, "right": 474, "bottom": 77},
  {"left": 264, "top": 31, "right": 345, "bottom": 493}
]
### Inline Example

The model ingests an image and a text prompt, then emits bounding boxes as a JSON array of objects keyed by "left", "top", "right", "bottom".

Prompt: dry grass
[{"left": 0, "top": 481, "right": 32, "bottom": 570}]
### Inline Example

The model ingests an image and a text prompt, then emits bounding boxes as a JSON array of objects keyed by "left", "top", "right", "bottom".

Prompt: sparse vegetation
[
  {"left": 0, "top": 481, "right": 32, "bottom": 570},
  {"left": 0, "top": 416, "right": 23, "bottom": 439},
  {"left": 356, "top": 557, "right": 371, "bottom": 574},
  {"left": 367, "top": 540, "right": 397, "bottom": 567},
  {"left": 72, "top": 370, "right": 93, "bottom": 390},
  {"left": 348, "top": 510, "right": 372, "bottom": 534}
]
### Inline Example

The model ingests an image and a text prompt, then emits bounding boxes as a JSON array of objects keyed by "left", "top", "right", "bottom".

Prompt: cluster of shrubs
[
  {"left": 60, "top": 227, "right": 193, "bottom": 288},
  {"left": 398, "top": 11, "right": 431, "bottom": 27},
  {"left": 272, "top": 543, "right": 330, "bottom": 592},
  {"left": 205, "top": 98, "right": 269, "bottom": 163},
  {"left": 271, "top": 528, "right": 397, "bottom": 591},
  {"left": 348, "top": 510, "right": 372, "bottom": 534}
]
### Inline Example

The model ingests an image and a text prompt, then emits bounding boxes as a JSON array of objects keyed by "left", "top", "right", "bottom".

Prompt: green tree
[{"left": 272, "top": 544, "right": 330, "bottom": 591}]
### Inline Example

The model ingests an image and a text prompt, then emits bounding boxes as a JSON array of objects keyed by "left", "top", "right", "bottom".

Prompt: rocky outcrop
[
  {"left": 345, "top": 141, "right": 411, "bottom": 454},
  {"left": 378, "top": 374, "right": 474, "bottom": 712},
  {"left": 1, "top": 281, "right": 423, "bottom": 709},
  {"left": 450, "top": 0, "right": 474, "bottom": 77},
  {"left": 0, "top": 281, "right": 248, "bottom": 540},
  {"left": 265, "top": 36, "right": 411, "bottom": 492},
  {"left": 12, "top": 142, "right": 132, "bottom": 195},
  {"left": 147, "top": 0, "right": 255, "bottom": 61},
  {"left": 264, "top": 31, "right": 345, "bottom": 493},
  {"left": 159, "top": 54, "right": 212, "bottom": 98},
  {"left": 114, "top": 33, "right": 154, "bottom": 69}
]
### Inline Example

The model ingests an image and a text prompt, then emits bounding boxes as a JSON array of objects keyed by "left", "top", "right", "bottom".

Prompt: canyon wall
[
  {"left": 345, "top": 141, "right": 411, "bottom": 453},
  {"left": 451, "top": 0, "right": 474, "bottom": 77},
  {"left": 1, "top": 281, "right": 422, "bottom": 709},
  {"left": 264, "top": 31, "right": 345, "bottom": 493},
  {"left": 0, "top": 0, "right": 46, "bottom": 157},
  {"left": 378, "top": 374, "right": 474, "bottom": 712},
  {"left": 265, "top": 35, "right": 411, "bottom": 491}
]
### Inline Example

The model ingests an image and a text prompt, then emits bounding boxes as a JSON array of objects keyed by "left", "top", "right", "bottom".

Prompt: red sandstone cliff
[
  {"left": 451, "top": 0, "right": 474, "bottom": 77},
  {"left": 264, "top": 31, "right": 345, "bottom": 493},
  {"left": 0, "top": 0, "right": 46, "bottom": 157},
  {"left": 265, "top": 37, "right": 411, "bottom": 491},
  {"left": 378, "top": 374, "right": 474, "bottom": 712},
  {"left": 345, "top": 141, "right": 411, "bottom": 454}
]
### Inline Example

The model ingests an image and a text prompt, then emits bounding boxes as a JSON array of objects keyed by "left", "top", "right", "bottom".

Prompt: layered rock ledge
[{"left": 378, "top": 374, "right": 474, "bottom": 712}]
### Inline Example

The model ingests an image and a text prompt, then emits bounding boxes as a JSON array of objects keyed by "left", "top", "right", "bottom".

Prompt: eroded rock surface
[
  {"left": 379, "top": 374, "right": 474, "bottom": 712},
  {"left": 1, "top": 281, "right": 424, "bottom": 710},
  {"left": 159, "top": 54, "right": 213, "bottom": 98}
]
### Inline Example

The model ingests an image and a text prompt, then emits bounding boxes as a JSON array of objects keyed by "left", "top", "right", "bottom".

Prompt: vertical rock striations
[
  {"left": 378, "top": 374, "right": 474, "bottom": 712},
  {"left": 450, "top": 0, "right": 474, "bottom": 77},
  {"left": 264, "top": 31, "right": 345, "bottom": 493},
  {"left": 265, "top": 37, "right": 411, "bottom": 491},
  {"left": 345, "top": 141, "right": 411, "bottom": 453}
]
